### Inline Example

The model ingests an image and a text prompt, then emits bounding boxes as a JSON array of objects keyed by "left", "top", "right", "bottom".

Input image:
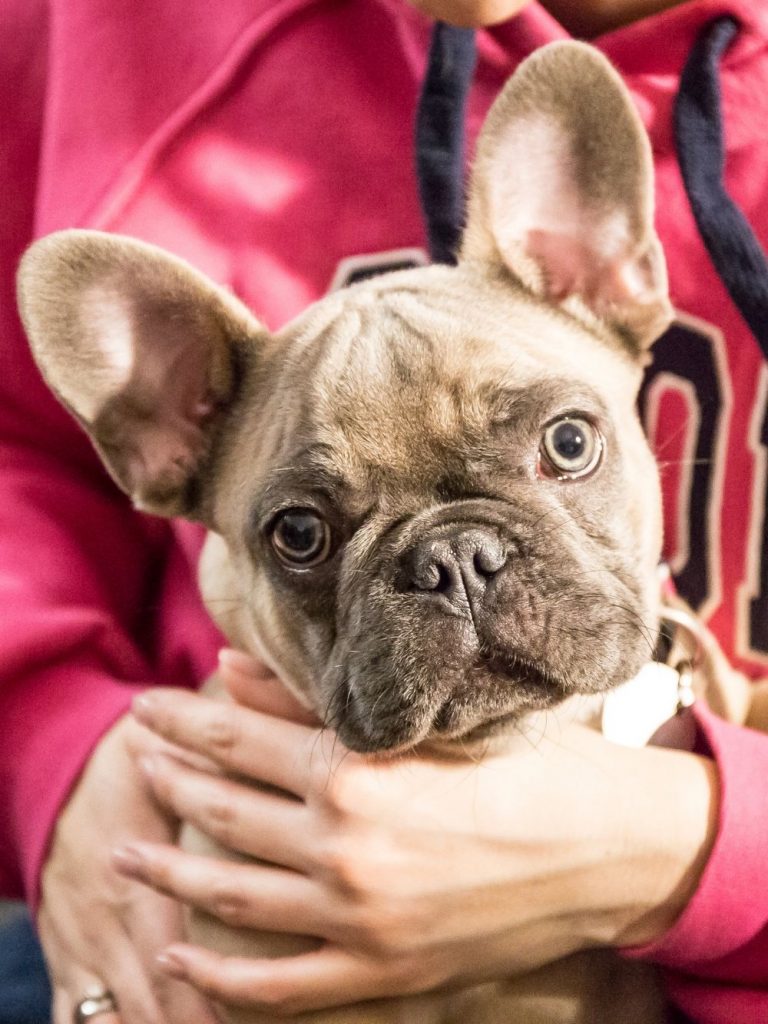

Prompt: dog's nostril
[
  {"left": 405, "top": 529, "right": 506, "bottom": 600},
  {"left": 413, "top": 559, "right": 451, "bottom": 592},
  {"left": 473, "top": 541, "right": 506, "bottom": 578},
  {"left": 432, "top": 562, "right": 453, "bottom": 593}
]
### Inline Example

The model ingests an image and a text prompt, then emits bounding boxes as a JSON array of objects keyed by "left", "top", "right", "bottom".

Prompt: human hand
[
  {"left": 116, "top": 653, "right": 718, "bottom": 1015},
  {"left": 405, "top": 1, "right": 530, "bottom": 28},
  {"left": 39, "top": 708, "right": 220, "bottom": 1024}
]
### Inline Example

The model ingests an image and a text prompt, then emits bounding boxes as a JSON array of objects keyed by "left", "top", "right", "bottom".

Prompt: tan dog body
[{"left": 20, "top": 42, "right": 687, "bottom": 1024}]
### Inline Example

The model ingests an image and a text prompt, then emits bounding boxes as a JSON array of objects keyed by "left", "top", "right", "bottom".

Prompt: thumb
[{"left": 218, "top": 649, "right": 318, "bottom": 725}]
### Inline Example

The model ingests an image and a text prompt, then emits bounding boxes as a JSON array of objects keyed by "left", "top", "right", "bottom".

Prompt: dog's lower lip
[
  {"left": 440, "top": 709, "right": 523, "bottom": 743},
  {"left": 333, "top": 678, "right": 435, "bottom": 755},
  {"left": 336, "top": 652, "right": 561, "bottom": 750},
  {"left": 480, "top": 649, "right": 553, "bottom": 689},
  {"left": 338, "top": 723, "right": 429, "bottom": 756}
]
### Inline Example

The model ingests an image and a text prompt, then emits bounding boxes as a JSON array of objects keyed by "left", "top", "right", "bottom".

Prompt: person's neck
[{"left": 541, "top": 0, "right": 689, "bottom": 37}]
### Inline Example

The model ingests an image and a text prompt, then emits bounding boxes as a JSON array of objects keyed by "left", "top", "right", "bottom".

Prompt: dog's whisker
[
  {"left": 656, "top": 457, "right": 713, "bottom": 469},
  {"left": 643, "top": 416, "right": 695, "bottom": 461}
]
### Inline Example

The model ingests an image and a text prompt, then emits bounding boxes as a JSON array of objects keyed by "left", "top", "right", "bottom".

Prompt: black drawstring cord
[
  {"left": 414, "top": 23, "right": 477, "bottom": 265},
  {"left": 415, "top": 15, "right": 768, "bottom": 351},
  {"left": 675, "top": 16, "right": 768, "bottom": 357}
]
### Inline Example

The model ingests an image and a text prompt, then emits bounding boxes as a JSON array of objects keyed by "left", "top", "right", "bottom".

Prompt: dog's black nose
[{"left": 405, "top": 528, "right": 506, "bottom": 617}]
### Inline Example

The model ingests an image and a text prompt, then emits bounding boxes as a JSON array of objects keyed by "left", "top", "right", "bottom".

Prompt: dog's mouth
[
  {"left": 479, "top": 645, "right": 562, "bottom": 693},
  {"left": 431, "top": 704, "right": 526, "bottom": 746},
  {"left": 325, "top": 561, "right": 656, "bottom": 755},
  {"left": 333, "top": 648, "right": 566, "bottom": 754},
  {"left": 429, "top": 649, "right": 567, "bottom": 740}
]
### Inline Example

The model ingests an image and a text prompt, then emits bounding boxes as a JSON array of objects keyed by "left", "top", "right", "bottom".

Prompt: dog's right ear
[
  {"left": 462, "top": 42, "right": 672, "bottom": 355},
  {"left": 17, "top": 230, "right": 265, "bottom": 519}
]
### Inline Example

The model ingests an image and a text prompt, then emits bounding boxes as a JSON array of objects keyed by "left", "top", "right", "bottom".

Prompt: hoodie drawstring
[
  {"left": 674, "top": 15, "right": 768, "bottom": 357},
  {"left": 414, "top": 23, "right": 477, "bottom": 264},
  {"left": 415, "top": 17, "right": 768, "bottom": 359}
]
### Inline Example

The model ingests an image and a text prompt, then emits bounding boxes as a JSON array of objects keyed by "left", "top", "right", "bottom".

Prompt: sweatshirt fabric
[{"left": 2, "top": 1, "right": 768, "bottom": 1020}]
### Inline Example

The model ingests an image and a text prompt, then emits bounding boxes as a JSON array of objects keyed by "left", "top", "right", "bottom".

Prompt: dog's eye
[
  {"left": 270, "top": 509, "right": 332, "bottom": 567},
  {"left": 539, "top": 417, "right": 603, "bottom": 480}
]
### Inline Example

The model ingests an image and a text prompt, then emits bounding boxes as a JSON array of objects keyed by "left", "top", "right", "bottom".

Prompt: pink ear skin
[
  {"left": 115, "top": 329, "right": 222, "bottom": 506},
  {"left": 17, "top": 229, "right": 264, "bottom": 518},
  {"left": 526, "top": 229, "right": 666, "bottom": 316},
  {"left": 462, "top": 42, "right": 673, "bottom": 353},
  {"left": 120, "top": 406, "right": 214, "bottom": 508}
]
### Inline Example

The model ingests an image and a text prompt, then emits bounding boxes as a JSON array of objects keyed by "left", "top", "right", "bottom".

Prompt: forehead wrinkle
[
  {"left": 288, "top": 277, "right": 616, "bottom": 499},
  {"left": 260, "top": 442, "right": 351, "bottom": 501},
  {"left": 488, "top": 377, "right": 608, "bottom": 425},
  {"left": 310, "top": 324, "right": 496, "bottom": 477}
]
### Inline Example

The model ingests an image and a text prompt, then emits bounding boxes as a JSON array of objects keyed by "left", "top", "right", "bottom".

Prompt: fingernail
[
  {"left": 219, "top": 648, "right": 269, "bottom": 676},
  {"left": 112, "top": 844, "right": 146, "bottom": 877},
  {"left": 132, "top": 693, "right": 158, "bottom": 723},
  {"left": 156, "top": 951, "right": 187, "bottom": 979}
]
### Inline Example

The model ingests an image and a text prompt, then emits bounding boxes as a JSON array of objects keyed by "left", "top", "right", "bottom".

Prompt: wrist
[{"left": 587, "top": 744, "right": 719, "bottom": 949}]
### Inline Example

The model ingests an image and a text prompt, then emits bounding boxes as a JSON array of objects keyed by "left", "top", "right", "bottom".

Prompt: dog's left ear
[
  {"left": 17, "top": 230, "right": 266, "bottom": 519},
  {"left": 462, "top": 42, "right": 672, "bottom": 353}
]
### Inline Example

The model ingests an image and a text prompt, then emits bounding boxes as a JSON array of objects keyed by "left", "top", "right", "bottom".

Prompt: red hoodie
[{"left": 2, "top": 1, "right": 768, "bottom": 1020}]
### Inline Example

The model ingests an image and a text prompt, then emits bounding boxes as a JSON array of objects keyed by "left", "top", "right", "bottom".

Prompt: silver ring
[{"left": 73, "top": 991, "right": 117, "bottom": 1023}]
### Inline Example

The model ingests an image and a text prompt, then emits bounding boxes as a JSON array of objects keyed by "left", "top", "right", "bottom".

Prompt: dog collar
[{"left": 600, "top": 606, "right": 701, "bottom": 749}]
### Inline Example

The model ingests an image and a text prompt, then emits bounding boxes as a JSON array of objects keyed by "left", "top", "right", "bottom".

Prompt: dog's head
[{"left": 18, "top": 43, "right": 671, "bottom": 752}]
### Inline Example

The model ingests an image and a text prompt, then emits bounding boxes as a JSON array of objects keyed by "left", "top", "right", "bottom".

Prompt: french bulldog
[{"left": 18, "top": 40, "right": 676, "bottom": 1024}]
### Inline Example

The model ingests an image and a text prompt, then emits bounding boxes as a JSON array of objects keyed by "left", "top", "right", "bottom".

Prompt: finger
[
  {"left": 112, "top": 843, "right": 330, "bottom": 937},
  {"left": 219, "top": 650, "right": 318, "bottom": 726},
  {"left": 155, "top": 944, "right": 423, "bottom": 1015},
  {"left": 40, "top": 903, "right": 158, "bottom": 1024},
  {"left": 57, "top": 996, "right": 122, "bottom": 1024},
  {"left": 137, "top": 753, "right": 310, "bottom": 869},
  {"left": 52, "top": 988, "right": 71, "bottom": 1024},
  {"left": 43, "top": 885, "right": 215, "bottom": 1024},
  {"left": 218, "top": 647, "right": 276, "bottom": 680},
  {"left": 54, "top": 987, "right": 109, "bottom": 1024},
  {"left": 124, "top": 888, "right": 222, "bottom": 1024},
  {"left": 55, "top": 997, "right": 122, "bottom": 1024},
  {"left": 53, "top": 982, "right": 123, "bottom": 1024},
  {"left": 122, "top": 713, "right": 221, "bottom": 776},
  {"left": 60, "top": 944, "right": 163, "bottom": 1024},
  {"left": 132, "top": 689, "right": 332, "bottom": 797}
]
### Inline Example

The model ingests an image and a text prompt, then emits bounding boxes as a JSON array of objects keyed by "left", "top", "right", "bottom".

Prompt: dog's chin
[{"left": 332, "top": 655, "right": 570, "bottom": 756}]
